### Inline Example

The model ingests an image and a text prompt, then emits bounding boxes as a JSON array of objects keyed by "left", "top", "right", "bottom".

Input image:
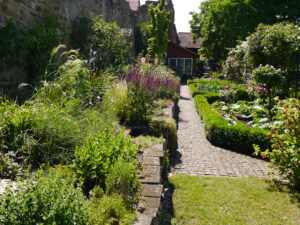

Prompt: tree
[
  {"left": 148, "top": 0, "right": 171, "bottom": 63},
  {"left": 190, "top": 0, "right": 300, "bottom": 64},
  {"left": 91, "top": 16, "right": 132, "bottom": 72},
  {"left": 134, "top": 22, "right": 151, "bottom": 57}
]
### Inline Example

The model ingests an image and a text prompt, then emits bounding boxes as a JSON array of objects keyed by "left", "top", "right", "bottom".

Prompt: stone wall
[
  {"left": 0, "top": 0, "right": 136, "bottom": 29},
  {"left": 0, "top": 0, "right": 178, "bottom": 99}
]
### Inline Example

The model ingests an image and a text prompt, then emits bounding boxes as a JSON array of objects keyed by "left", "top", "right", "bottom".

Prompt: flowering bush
[
  {"left": 223, "top": 40, "right": 249, "bottom": 83},
  {"left": 250, "top": 65, "right": 283, "bottom": 104},
  {"left": 219, "top": 84, "right": 235, "bottom": 103},
  {"left": 254, "top": 98, "right": 300, "bottom": 188},
  {"left": 125, "top": 67, "right": 179, "bottom": 124}
]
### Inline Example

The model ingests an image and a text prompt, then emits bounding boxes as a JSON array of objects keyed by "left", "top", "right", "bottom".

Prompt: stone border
[{"left": 134, "top": 101, "right": 177, "bottom": 225}]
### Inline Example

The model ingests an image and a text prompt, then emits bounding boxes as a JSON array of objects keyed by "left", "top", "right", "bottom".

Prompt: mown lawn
[{"left": 170, "top": 175, "right": 300, "bottom": 225}]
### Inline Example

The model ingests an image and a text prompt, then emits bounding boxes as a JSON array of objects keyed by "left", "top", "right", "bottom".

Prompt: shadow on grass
[{"left": 265, "top": 179, "right": 300, "bottom": 207}]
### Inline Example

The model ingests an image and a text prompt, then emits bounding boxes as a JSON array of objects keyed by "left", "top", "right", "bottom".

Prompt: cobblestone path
[{"left": 170, "top": 85, "right": 268, "bottom": 177}]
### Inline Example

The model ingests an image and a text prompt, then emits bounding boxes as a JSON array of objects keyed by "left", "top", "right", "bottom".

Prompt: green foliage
[
  {"left": 88, "top": 193, "right": 137, "bottom": 225},
  {"left": 223, "top": 40, "right": 249, "bottom": 83},
  {"left": 251, "top": 65, "right": 284, "bottom": 104},
  {"left": 254, "top": 98, "right": 300, "bottom": 188},
  {"left": 125, "top": 66, "right": 179, "bottom": 124},
  {"left": 190, "top": 0, "right": 300, "bottom": 63},
  {"left": 106, "top": 159, "right": 141, "bottom": 203},
  {"left": 74, "top": 129, "right": 138, "bottom": 189},
  {"left": 0, "top": 167, "right": 89, "bottom": 225},
  {"left": 35, "top": 46, "right": 115, "bottom": 107},
  {"left": 149, "top": 117, "right": 177, "bottom": 151},
  {"left": 189, "top": 81, "right": 271, "bottom": 155},
  {"left": 135, "top": 22, "right": 151, "bottom": 56},
  {"left": 70, "top": 17, "right": 93, "bottom": 57},
  {"left": 0, "top": 19, "right": 24, "bottom": 70},
  {"left": 0, "top": 152, "right": 19, "bottom": 179},
  {"left": 148, "top": 0, "right": 171, "bottom": 62},
  {"left": 90, "top": 16, "right": 133, "bottom": 71},
  {"left": 104, "top": 81, "right": 129, "bottom": 123},
  {"left": 131, "top": 135, "right": 165, "bottom": 150},
  {"left": 0, "top": 13, "right": 64, "bottom": 79},
  {"left": 233, "top": 89, "right": 251, "bottom": 102},
  {"left": 0, "top": 100, "right": 83, "bottom": 169},
  {"left": 247, "top": 23, "right": 300, "bottom": 71}
]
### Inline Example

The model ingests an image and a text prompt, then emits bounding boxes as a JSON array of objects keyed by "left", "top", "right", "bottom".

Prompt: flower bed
[{"left": 188, "top": 79, "right": 271, "bottom": 155}]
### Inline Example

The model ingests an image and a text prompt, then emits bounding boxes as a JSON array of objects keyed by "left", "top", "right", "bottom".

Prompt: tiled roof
[
  {"left": 126, "top": 0, "right": 140, "bottom": 11},
  {"left": 178, "top": 32, "right": 203, "bottom": 49}
]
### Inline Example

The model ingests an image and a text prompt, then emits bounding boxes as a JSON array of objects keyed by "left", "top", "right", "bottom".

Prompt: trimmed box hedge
[{"left": 188, "top": 81, "right": 271, "bottom": 155}]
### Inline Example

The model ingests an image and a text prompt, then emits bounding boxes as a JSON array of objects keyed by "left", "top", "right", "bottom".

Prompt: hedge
[{"left": 189, "top": 82, "right": 271, "bottom": 155}]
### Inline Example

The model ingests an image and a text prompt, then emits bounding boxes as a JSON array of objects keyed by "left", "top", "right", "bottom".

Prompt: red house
[
  {"left": 167, "top": 42, "right": 198, "bottom": 76},
  {"left": 167, "top": 33, "right": 202, "bottom": 77}
]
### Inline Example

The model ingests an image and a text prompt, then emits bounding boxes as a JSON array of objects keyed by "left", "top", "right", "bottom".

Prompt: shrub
[
  {"left": 223, "top": 40, "right": 249, "bottom": 83},
  {"left": 254, "top": 98, "right": 300, "bottom": 188},
  {"left": 0, "top": 14, "right": 64, "bottom": 79},
  {"left": 0, "top": 100, "right": 83, "bottom": 169},
  {"left": 189, "top": 83, "right": 271, "bottom": 155},
  {"left": 0, "top": 167, "right": 89, "bottom": 225},
  {"left": 106, "top": 159, "right": 140, "bottom": 203},
  {"left": 149, "top": 117, "right": 177, "bottom": 151},
  {"left": 90, "top": 16, "right": 133, "bottom": 72},
  {"left": 88, "top": 193, "right": 137, "bottom": 225},
  {"left": 35, "top": 47, "right": 115, "bottom": 107},
  {"left": 103, "top": 81, "right": 129, "bottom": 123},
  {"left": 74, "top": 129, "right": 139, "bottom": 190},
  {"left": 0, "top": 152, "right": 19, "bottom": 179},
  {"left": 233, "top": 88, "right": 251, "bottom": 102},
  {"left": 125, "top": 67, "right": 179, "bottom": 124},
  {"left": 250, "top": 65, "right": 284, "bottom": 104}
]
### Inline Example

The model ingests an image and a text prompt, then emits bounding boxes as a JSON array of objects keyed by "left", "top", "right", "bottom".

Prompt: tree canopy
[
  {"left": 190, "top": 0, "right": 300, "bottom": 64},
  {"left": 148, "top": 0, "right": 171, "bottom": 63}
]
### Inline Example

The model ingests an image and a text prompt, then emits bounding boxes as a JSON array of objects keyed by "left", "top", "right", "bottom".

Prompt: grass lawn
[{"left": 170, "top": 175, "right": 300, "bottom": 225}]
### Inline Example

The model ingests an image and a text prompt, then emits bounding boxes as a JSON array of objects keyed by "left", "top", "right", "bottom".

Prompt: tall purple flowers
[{"left": 125, "top": 66, "right": 180, "bottom": 99}]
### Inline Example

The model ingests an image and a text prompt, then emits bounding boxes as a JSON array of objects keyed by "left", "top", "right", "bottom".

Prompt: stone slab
[
  {"left": 142, "top": 184, "right": 163, "bottom": 198},
  {"left": 142, "top": 157, "right": 160, "bottom": 166}
]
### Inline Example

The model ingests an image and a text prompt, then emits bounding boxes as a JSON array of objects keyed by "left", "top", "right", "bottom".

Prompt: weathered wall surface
[
  {"left": 0, "top": 0, "right": 178, "bottom": 99},
  {"left": 0, "top": 0, "right": 136, "bottom": 29}
]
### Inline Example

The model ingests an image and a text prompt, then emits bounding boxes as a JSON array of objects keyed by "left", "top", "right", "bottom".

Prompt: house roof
[
  {"left": 178, "top": 32, "right": 203, "bottom": 49},
  {"left": 126, "top": 0, "right": 140, "bottom": 11},
  {"left": 167, "top": 42, "right": 199, "bottom": 59}
]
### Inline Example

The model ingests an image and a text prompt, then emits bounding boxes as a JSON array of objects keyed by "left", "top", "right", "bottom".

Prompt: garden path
[{"left": 170, "top": 85, "right": 268, "bottom": 177}]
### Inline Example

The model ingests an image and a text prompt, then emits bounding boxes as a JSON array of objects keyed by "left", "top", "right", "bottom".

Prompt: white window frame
[{"left": 168, "top": 58, "right": 193, "bottom": 75}]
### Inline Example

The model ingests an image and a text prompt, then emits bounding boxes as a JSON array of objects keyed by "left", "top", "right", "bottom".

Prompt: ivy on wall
[{"left": 0, "top": 13, "right": 65, "bottom": 80}]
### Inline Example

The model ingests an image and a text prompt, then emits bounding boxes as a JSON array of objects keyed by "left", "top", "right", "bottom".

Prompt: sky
[{"left": 140, "top": 0, "right": 205, "bottom": 32}]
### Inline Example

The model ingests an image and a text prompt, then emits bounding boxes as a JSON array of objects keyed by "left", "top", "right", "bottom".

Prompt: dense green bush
[
  {"left": 233, "top": 88, "right": 251, "bottom": 102},
  {"left": 149, "top": 117, "right": 177, "bottom": 151},
  {"left": 90, "top": 16, "right": 133, "bottom": 72},
  {"left": 223, "top": 40, "right": 249, "bottom": 83},
  {"left": 0, "top": 100, "right": 84, "bottom": 169},
  {"left": 250, "top": 65, "right": 284, "bottom": 104},
  {"left": 0, "top": 167, "right": 89, "bottom": 225},
  {"left": 35, "top": 47, "right": 115, "bottom": 107},
  {"left": 0, "top": 13, "right": 64, "bottom": 79},
  {"left": 254, "top": 98, "right": 300, "bottom": 188},
  {"left": 88, "top": 192, "right": 137, "bottom": 224},
  {"left": 106, "top": 159, "right": 141, "bottom": 203},
  {"left": 189, "top": 83, "right": 271, "bottom": 155},
  {"left": 74, "top": 129, "right": 139, "bottom": 190}
]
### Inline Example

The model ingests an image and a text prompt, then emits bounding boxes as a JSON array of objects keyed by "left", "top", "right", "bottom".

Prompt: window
[{"left": 167, "top": 58, "right": 193, "bottom": 75}]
